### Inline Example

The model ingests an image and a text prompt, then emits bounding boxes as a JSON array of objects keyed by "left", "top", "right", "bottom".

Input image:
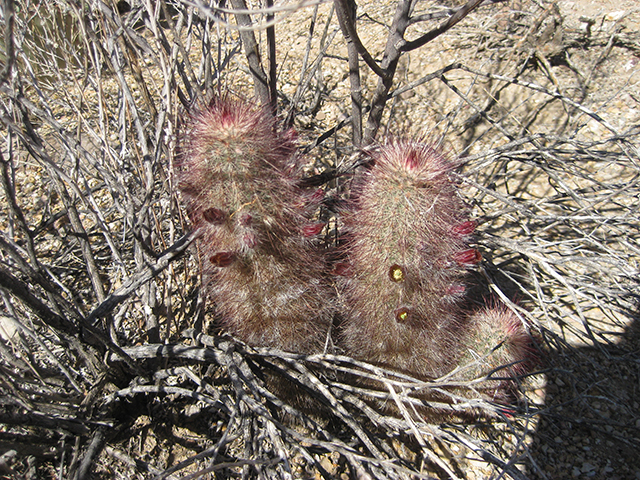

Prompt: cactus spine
[{"left": 177, "top": 98, "right": 333, "bottom": 354}]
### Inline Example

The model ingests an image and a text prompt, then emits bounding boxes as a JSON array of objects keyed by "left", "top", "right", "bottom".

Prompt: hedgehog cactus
[
  {"left": 177, "top": 103, "right": 531, "bottom": 402},
  {"left": 456, "top": 306, "right": 532, "bottom": 397},
  {"left": 177, "top": 98, "right": 334, "bottom": 354},
  {"left": 336, "top": 140, "right": 481, "bottom": 378}
]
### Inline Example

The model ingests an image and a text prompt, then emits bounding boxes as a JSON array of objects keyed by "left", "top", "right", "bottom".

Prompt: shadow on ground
[{"left": 528, "top": 310, "right": 640, "bottom": 479}]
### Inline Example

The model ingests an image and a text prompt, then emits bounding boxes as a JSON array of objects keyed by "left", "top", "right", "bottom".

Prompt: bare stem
[
  {"left": 335, "top": 0, "right": 363, "bottom": 145},
  {"left": 266, "top": 0, "right": 278, "bottom": 113},
  {"left": 400, "top": 0, "right": 485, "bottom": 52},
  {"left": 0, "top": 0, "right": 15, "bottom": 84},
  {"left": 363, "top": 0, "right": 486, "bottom": 144},
  {"left": 230, "top": 0, "right": 271, "bottom": 106},
  {"left": 363, "top": 0, "right": 413, "bottom": 144},
  {"left": 334, "top": 0, "right": 387, "bottom": 79}
]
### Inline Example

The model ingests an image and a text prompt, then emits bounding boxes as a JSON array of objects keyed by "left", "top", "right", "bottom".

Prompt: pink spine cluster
[{"left": 177, "top": 98, "right": 333, "bottom": 354}]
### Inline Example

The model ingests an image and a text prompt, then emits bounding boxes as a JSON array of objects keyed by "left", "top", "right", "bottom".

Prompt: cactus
[
  {"left": 178, "top": 106, "right": 531, "bottom": 402},
  {"left": 336, "top": 140, "right": 481, "bottom": 379},
  {"left": 335, "top": 138, "right": 533, "bottom": 400},
  {"left": 456, "top": 305, "right": 532, "bottom": 398},
  {"left": 177, "top": 97, "right": 334, "bottom": 354}
]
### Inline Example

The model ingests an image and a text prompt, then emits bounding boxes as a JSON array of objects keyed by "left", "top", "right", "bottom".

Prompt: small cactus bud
[
  {"left": 453, "top": 248, "right": 482, "bottom": 266},
  {"left": 452, "top": 220, "right": 477, "bottom": 237},
  {"left": 210, "top": 252, "right": 236, "bottom": 267},
  {"left": 332, "top": 262, "right": 353, "bottom": 277}
]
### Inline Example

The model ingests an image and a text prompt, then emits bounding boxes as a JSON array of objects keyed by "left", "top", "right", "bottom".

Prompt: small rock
[
  {"left": 582, "top": 462, "right": 595, "bottom": 472},
  {"left": 319, "top": 457, "right": 336, "bottom": 476},
  {"left": 183, "top": 404, "right": 201, "bottom": 417},
  {"left": 604, "top": 10, "right": 627, "bottom": 22}
]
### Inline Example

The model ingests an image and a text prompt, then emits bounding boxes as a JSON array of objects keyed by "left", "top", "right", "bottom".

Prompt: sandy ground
[{"left": 560, "top": 0, "right": 639, "bottom": 17}]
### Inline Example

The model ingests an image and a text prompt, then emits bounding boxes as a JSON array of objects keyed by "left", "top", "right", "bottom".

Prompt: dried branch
[
  {"left": 0, "top": 0, "right": 15, "bottom": 84},
  {"left": 1, "top": 1, "right": 638, "bottom": 478},
  {"left": 363, "top": 0, "right": 413, "bottom": 144},
  {"left": 0, "top": 267, "right": 78, "bottom": 335},
  {"left": 399, "top": 0, "right": 485, "bottom": 52},
  {"left": 334, "top": 0, "right": 386, "bottom": 79},
  {"left": 265, "top": 0, "right": 278, "bottom": 113},
  {"left": 334, "top": 0, "right": 363, "bottom": 145},
  {"left": 230, "top": 0, "right": 271, "bottom": 105},
  {"left": 0, "top": 148, "right": 37, "bottom": 266},
  {"left": 85, "top": 230, "right": 199, "bottom": 326},
  {"left": 363, "top": 0, "right": 491, "bottom": 144}
]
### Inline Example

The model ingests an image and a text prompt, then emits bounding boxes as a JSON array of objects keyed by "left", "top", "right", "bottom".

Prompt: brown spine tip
[
  {"left": 210, "top": 251, "right": 236, "bottom": 267},
  {"left": 202, "top": 208, "right": 227, "bottom": 225}
]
